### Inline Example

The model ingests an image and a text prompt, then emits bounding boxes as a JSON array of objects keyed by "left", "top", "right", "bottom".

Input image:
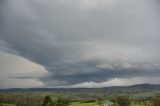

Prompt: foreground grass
[
  {"left": 70, "top": 101, "right": 153, "bottom": 106},
  {"left": 0, "top": 103, "right": 16, "bottom": 106},
  {"left": 0, "top": 101, "right": 153, "bottom": 106},
  {"left": 131, "top": 101, "right": 153, "bottom": 106},
  {"left": 69, "top": 102, "right": 97, "bottom": 106}
]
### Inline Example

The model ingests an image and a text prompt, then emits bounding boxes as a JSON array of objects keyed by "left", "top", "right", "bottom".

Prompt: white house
[{"left": 102, "top": 100, "right": 113, "bottom": 106}]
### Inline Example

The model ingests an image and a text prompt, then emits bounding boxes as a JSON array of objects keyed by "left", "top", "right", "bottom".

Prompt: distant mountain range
[{"left": 1, "top": 83, "right": 160, "bottom": 93}]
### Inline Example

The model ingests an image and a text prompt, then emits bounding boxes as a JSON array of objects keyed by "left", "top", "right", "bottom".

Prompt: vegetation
[
  {"left": 111, "top": 96, "right": 130, "bottom": 106},
  {"left": 0, "top": 84, "right": 160, "bottom": 106},
  {"left": 0, "top": 93, "right": 43, "bottom": 106},
  {"left": 152, "top": 96, "right": 160, "bottom": 106},
  {"left": 69, "top": 102, "right": 96, "bottom": 106},
  {"left": 42, "top": 96, "right": 70, "bottom": 106},
  {"left": 0, "top": 104, "right": 16, "bottom": 106}
]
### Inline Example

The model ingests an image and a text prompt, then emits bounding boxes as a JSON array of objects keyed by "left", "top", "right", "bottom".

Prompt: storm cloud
[{"left": 0, "top": 0, "right": 160, "bottom": 88}]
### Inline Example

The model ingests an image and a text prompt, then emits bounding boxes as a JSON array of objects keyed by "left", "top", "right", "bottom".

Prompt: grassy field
[
  {"left": 0, "top": 101, "right": 153, "bottom": 106},
  {"left": 69, "top": 101, "right": 153, "bottom": 106},
  {"left": 131, "top": 101, "right": 153, "bottom": 106},
  {"left": 69, "top": 102, "right": 97, "bottom": 106},
  {"left": 0, "top": 103, "right": 16, "bottom": 106}
]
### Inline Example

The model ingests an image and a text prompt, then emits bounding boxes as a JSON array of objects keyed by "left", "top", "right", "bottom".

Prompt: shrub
[
  {"left": 42, "top": 96, "right": 70, "bottom": 106},
  {"left": 113, "top": 96, "right": 130, "bottom": 106}
]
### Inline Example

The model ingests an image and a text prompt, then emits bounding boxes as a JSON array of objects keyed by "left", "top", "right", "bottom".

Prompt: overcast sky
[{"left": 0, "top": 0, "right": 160, "bottom": 88}]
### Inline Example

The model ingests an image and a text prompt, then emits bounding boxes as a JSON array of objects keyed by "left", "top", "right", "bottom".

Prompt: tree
[
  {"left": 42, "top": 96, "right": 53, "bottom": 106},
  {"left": 42, "top": 95, "right": 70, "bottom": 106},
  {"left": 114, "top": 96, "right": 130, "bottom": 106}
]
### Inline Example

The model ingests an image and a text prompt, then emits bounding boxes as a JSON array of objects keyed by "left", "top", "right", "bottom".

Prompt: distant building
[{"left": 102, "top": 99, "right": 113, "bottom": 106}]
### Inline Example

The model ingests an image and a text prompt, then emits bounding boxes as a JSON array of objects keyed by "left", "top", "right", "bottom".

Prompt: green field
[
  {"left": 0, "top": 101, "right": 154, "bottom": 106},
  {"left": 69, "top": 101, "right": 153, "bottom": 106},
  {"left": 0, "top": 103, "right": 16, "bottom": 106},
  {"left": 69, "top": 102, "right": 97, "bottom": 106}
]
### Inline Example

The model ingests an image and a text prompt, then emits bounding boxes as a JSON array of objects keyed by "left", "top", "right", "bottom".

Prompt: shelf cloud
[{"left": 0, "top": 0, "right": 160, "bottom": 88}]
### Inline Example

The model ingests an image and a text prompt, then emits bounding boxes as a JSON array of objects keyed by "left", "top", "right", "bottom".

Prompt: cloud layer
[{"left": 0, "top": 0, "right": 160, "bottom": 88}]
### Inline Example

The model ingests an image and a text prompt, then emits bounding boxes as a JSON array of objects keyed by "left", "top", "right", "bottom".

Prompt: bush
[
  {"left": 42, "top": 96, "right": 70, "bottom": 106},
  {"left": 84, "top": 99, "right": 96, "bottom": 103},
  {"left": 113, "top": 96, "right": 130, "bottom": 106}
]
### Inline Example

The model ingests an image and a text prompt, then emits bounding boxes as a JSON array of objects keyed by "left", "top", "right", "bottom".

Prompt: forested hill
[{"left": 1, "top": 83, "right": 160, "bottom": 93}]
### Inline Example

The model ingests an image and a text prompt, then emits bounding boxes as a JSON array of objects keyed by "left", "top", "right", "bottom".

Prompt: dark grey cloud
[{"left": 0, "top": 0, "right": 160, "bottom": 87}]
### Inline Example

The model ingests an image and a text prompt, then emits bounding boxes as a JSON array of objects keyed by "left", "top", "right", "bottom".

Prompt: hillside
[{"left": 1, "top": 83, "right": 160, "bottom": 94}]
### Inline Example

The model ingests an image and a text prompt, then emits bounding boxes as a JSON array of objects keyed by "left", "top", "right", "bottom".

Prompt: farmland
[
  {"left": 0, "top": 102, "right": 153, "bottom": 106},
  {"left": 69, "top": 101, "right": 152, "bottom": 106},
  {"left": 0, "top": 104, "right": 16, "bottom": 106},
  {"left": 0, "top": 84, "right": 160, "bottom": 106},
  {"left": 69, "top": 102, "right": 96, "bottom": 106}
]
